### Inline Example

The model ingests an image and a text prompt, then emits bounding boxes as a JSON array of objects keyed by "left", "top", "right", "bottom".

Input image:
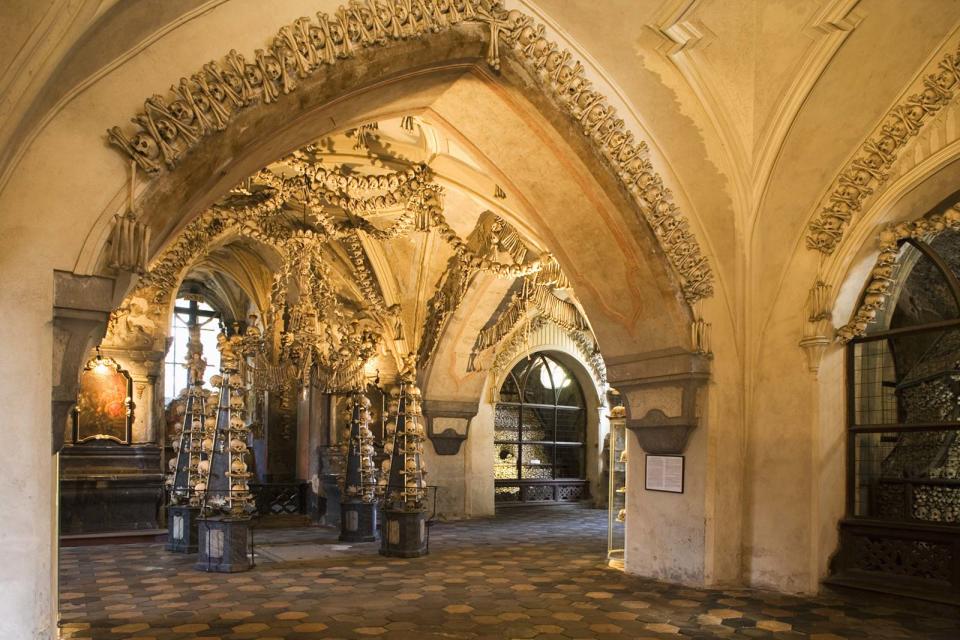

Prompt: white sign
[{"left": 645, "top": 455, "right": 684, "bottom": 493}]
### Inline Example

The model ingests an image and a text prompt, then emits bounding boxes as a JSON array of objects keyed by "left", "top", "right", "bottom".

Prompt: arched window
[
  {"left": 835, "top": 229, "right": 960, "bottom": 599},
  {"left": 494, "top": 353, "right": 588, "bottom": 504},
  {"left": 163, "top": 296, "right": 221, "bottom": 402}
]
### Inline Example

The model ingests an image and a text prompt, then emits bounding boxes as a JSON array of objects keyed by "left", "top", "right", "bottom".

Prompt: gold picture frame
[{"left": 73, "top": 353, "right": 134, "bottom": 444}]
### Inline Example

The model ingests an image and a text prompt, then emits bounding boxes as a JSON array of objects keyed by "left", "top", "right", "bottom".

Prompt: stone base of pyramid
[
  {"left": 165, "top": 505, "right": 200, "bottom": 553},
  {"left": 194, "top": 516, "right": 252, "bottom": 572},
  {"left": 340, "top": 500, "right": 378, "bottom": 542},
  {"left": 379, "top": 508, "right": 428, "bottom": 557}
]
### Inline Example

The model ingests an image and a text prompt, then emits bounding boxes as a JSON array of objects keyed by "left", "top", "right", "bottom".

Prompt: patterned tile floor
[{"left": 59, "top": 507, "right": 959, "bottom": 639}]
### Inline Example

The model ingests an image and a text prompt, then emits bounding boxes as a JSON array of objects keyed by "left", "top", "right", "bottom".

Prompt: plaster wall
[
  {"left": 625, "top": 407, "right": 708, "bottom": 585},
  {"left": 422, "top": 445, "right": 468, "bottom": 519},
  {"left": 422, "top": 337, "right": 605, "bottom": 520},
  {"left": 467, "top": 397, "right": 497, "bottom": 518},
  {"left": 0, "top": 267, "right": 55, "bottom": 639},
  {"left": 744, "top": 278, "right": 820, "bottom": 592}
]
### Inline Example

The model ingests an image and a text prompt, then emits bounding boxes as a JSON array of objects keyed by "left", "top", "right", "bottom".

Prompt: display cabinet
[{"left": 607, "top": 408, "right": 627, "bottom": 569}]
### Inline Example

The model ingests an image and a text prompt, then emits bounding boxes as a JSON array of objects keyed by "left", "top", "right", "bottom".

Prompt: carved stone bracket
[
  {"left": 52, "top": 271, "right": 116, "bottom": 454},
  {"left": 423, "top": 399, "right": 477, "bottom": 456},
  {"left": 628, "top": 409, "right": 697, "bottom": 455},
  {"left": 607, "top": 349, "right": 710, "bottom": 455},
  {"left": 799, "top": 334, "right": 832, "bottom": 375}
]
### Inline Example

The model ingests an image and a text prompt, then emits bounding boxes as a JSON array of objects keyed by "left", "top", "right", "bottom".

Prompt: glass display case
[{"left": 607, "top": 407, "right": 627, "bottom": 569}]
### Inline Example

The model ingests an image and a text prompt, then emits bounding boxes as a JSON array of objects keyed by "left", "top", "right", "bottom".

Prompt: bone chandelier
[
  {"left": 272, "top": 229, "right": 380, "bottom": 392},
  {"left": 133, "top": 136, "right": 559, "bottom": 392}
]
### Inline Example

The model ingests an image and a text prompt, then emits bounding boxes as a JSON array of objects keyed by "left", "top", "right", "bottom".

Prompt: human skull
[
  {"left": 155, "top": 118, "right": 178, "bottom": 142},
  {"left": 132, "top": 133, "right": 159, "bottom": 159},
  {"left": 244, "top": 64, "right": 263, "bottom": 86}
]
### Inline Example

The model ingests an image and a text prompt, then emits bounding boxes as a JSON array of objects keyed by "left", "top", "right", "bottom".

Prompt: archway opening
[
  {"left": 54, "top": 5, "right": 705, "bottom": 629},
  {"left": 493, "top": 352, "right": 589, "bottom": 506},
  {"left": 831, "top": 226, "right": 960, "bottom": 604}
]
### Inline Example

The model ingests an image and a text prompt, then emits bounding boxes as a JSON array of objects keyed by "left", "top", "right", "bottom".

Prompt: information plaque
[{"left": 644, "top": 455, "right": 684, "bottom": 493}]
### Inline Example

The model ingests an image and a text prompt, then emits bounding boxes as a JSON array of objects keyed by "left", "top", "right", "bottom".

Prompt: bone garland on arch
[
  {"left": 837, "top": 206, "right": 960, "bottom": 343},
  {"left": 485, "top": 314, "right": 607, "bottom": 387},
  {"left": 417, "top": 212, "right": 528, "bottom": 367},
  {"left": 418, "top": 253, "right": 474, "bottom": 367},
  {"left": 299, "top": 163, "right": 549, "bottom": 277},
  {"left": 135, "top": 209, "right": 238, "bottom": 301},
  {"left": 807, "top": 42, "right": 960, "bottom": 255},
  {"left": 105, "top": 1, "right": 713, "bottom": 304},
  {"left": 302, "top": 161, "right": 432, "bottom": 214},
  {"left": 341, "top": 231, "right": 391, "bottom": 312},
  {"left": 106, "top": 1, "right": 500, "bottom": 175},
  {"left": 467, "top": 256, "right": 587, "bottom": 371},
  {"left": 135, "top": 173, "right": 546, "bottom": 308},
  {"left": 129, "top": 167, "right": 561, "bottom": 353}
]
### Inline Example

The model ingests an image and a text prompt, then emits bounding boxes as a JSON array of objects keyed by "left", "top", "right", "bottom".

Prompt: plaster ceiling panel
[
  {"left": 0, "top": 0, "right": 57, "bottom": 77},
  {"left": 437, "top": 186, "right": 489, "bottom": 238},
  {"left": 424, "top": 272, "right": 516, "bottom": 400},
  {"left": 677, "top": 0, "right": 757, "bottom": 152},
  {"left": 426, "top": 71, "right": 692, "bottom": 354},
  {"left": 681, "top": 0, "right": 827, "bottom": 161},
  {"left": 751, "top": 0, "right": 824, "bottom": 155},
  {"left": 378, "top": 232, "right": 451, "bottom": 345},
  {"left": 756, "top": 0, "right": 960, "bottom": 311},
  {"left": 527, "top": 0, "right": 738, "bottom": 292}
]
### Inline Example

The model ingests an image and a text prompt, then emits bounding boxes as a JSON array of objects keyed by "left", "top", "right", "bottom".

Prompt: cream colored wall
[
  {"left": 625, "top": 411, "right": 709, "bottom": 584},
  {"left": 0, "top": 268, "right": 56, "bottom": 639},
  {"left": 3, "top": 1, "right": 960, "bottom": 637},
  {"left": 467, "top": 398, "right": 497, "bottom": 518}
]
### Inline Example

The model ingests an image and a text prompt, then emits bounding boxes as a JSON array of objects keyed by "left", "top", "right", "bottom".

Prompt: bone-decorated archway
[
  {"left": 84, "top": 9, "right": 713, "bottom": 449},
  {"left": 0, "top": 4, "right": 728, "bottom": 638},
  {"left": 73, "top": 0, "right": 724, "bottom": 589},
  {"left": 89, "top": 54, "right": 690, "bottom": 356}
]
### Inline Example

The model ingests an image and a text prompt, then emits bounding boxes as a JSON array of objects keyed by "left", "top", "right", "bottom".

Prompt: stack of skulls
[
  {"left": 201, "top": 332, "right": 255, "bottom": 518},
  {"left": 165, "top": 390, "right": 188, "bottom": 492},
  {"left": 341, "top": 392, "right": 378, "bottom": 503},
  {"left": 224, "top": 369, "right": 253, "bottom": 517},
  {"left": 377, "top": 387, "right": 400, "bottom": 498},
  {"left": 168, "top": 379, "right": 208, "bottom": 505},
  {"left": 383, "top": 381, "right": 428, "bottom": 511},
  {"left": 193, "top": 384, "right": 220, "bottom": 499}
]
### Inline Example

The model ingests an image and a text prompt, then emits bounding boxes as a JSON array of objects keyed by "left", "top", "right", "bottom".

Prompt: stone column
[
  {"left": 423, "top": 399, "right": 478, "bottom": 518},
  {"left": 606, "top": 349, "right": 711, "bottom": 585}
]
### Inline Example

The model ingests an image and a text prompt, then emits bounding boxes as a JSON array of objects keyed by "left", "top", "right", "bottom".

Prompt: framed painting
[{"left": 73, "top": 353, "right": 134, "bottom": 444}]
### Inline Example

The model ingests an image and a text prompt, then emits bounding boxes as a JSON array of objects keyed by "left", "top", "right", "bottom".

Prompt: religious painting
[{"left": 74, "top": 354, "right": 134, "bottom": 444}]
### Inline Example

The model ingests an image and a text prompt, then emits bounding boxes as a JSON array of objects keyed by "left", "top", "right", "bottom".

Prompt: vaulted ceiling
[
  {"left": 163, "top": 115, "right": 593, "bottom": 389},
  {"left": 4, "top": 0, "right": 960, "bottom": 373}
]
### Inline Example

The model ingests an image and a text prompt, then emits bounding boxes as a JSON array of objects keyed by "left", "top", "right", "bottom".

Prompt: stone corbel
[
  {"left": 423, "top": 400, "right": 477, "bottom": 456},
  {"left": 799, "top": 335, "right": 832, "bottom": 374},
  {"left": 799, "top": 279, "right": 835, "bottom": 375},
  {"left": 52, "top": 271, "right": 116, "bottom": 454},
  {"left": 628, "top": 409, "right": 698, "bottom": 455},
  {"left": 606, "top": 349, "right": 710, "bottom": 455}
]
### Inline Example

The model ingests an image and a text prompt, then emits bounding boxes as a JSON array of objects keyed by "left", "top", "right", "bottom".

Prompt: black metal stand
[
  {"left": 340, "top": 500, "right": 378, "bottom": 542},
  {"left": 194, "top": 517, "right": 253, "bottom": 572},
  {"left": 165, "top": 505, "right": 200, "bottom": 553},
  {"left": 379, "top": 508, "right": 427, "bottom": 557}
]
